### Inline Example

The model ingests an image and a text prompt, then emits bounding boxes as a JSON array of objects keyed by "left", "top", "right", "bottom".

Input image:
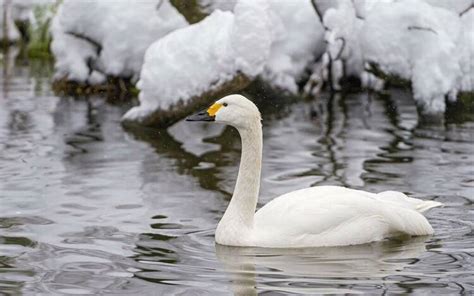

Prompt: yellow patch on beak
[{"left": 207, "top": 103, "right": 223, "bottom": 117}]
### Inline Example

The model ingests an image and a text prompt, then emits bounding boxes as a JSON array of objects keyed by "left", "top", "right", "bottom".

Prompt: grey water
[{"left": 0, "top": 58, "right": 473, "bottom": 295}]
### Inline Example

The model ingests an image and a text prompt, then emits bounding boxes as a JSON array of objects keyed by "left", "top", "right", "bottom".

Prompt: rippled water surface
[{"left": 1, "top": 58, "right": 473, "bottom": 295}]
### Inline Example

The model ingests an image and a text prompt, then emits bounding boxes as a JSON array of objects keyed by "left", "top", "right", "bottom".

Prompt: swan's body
[{"left": 187, "top": 94, "right": 442, "bottom": 248}]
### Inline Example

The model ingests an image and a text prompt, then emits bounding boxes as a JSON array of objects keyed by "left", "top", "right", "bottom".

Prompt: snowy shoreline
[{"left": 3, "top": 0, "right": 472, "bottom": 126}]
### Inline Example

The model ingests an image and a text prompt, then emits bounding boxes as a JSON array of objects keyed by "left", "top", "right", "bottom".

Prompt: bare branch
[
  {"left": 407, "top": 26, "right": 437, "bottom": 35},
  {"left": 156, "top": 0, "right": 164, "bottom": 11},
  {"left": 334, "top": 37, "right": 346, "bottom": 60},
  {"left": 311, "top": 0, "right": 324, "bottom": 24},
  {"left": 460, "top": 4, "right": 473, "bottom": 17},
  {"left": 66, "top": 31, "right": 102, "bottom": 55},
  {"left": 351, "top": 0, "right": 365, "bottom": 20}
]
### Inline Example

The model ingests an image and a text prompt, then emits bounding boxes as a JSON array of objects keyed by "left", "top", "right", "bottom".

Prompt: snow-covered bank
[
  {"left": 122, "top": 0, "right": 274, "bottom": 125},
  {"left": 320, "top": 0, "right": 473, "bottom": 114},
  {"left": 123, "top": 0, "right": 324, "bottom": 125},
  {"left": 361, "top": 1, "right": 462, "bottom": 113},
  {"left": 46, "top": 0, "right": 473, "bottom": 126},
  {"left": 51, "top": 0, "right": 187, "bottom": 84}
]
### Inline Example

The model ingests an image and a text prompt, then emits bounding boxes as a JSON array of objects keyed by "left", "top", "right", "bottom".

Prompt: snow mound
[
  {"left": 123, "top": 0, "right": 325, "bottom": 124},
  {"left": 122, "top": 0, "right": 274, "bottom": 123},
  {"left": 323, "top": 0, "right": 365, "bottom": 85},
  {"left": 458, "top": 9, "right": 474, "bottom": 92},
  {"left": 51, "top": 0, "right": 187, "bottom": 84},
  {"left": 262, "top": 1, "right": 325, "bottom": 92},
  {"left": 361, "top": 0, "right": 462, "bottom": 113},
  {"left": 322, "top": 0, "right": 472, "bottom": 114}
]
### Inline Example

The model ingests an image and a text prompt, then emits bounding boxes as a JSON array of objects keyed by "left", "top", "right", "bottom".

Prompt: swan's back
[{"left": 253, "top": 186, "right": 441, "bottom": 248}]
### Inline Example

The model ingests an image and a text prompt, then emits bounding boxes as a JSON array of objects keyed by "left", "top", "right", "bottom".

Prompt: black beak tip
[{"left": 186, "top": 110, "right": 215, "bottom": 122}]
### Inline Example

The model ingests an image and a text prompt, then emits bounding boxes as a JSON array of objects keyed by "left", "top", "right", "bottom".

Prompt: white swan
[{"left": 186, "top": 94, "right": 442, "bottom": 248}]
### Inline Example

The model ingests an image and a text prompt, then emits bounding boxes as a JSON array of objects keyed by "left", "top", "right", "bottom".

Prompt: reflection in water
[
  {"left": 216, "top": 237, "right": 428, "bottom": 295},
  {"left": 0, "top": 58, "right": 473, "bottom": 294}
]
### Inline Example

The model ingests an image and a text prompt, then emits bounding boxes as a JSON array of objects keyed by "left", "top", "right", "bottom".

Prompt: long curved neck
[{"left": 223, "top": 120, "right": 262, "bottom": 228}]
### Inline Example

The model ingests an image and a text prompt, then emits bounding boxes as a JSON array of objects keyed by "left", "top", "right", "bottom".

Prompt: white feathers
[{"left": 204, "top": 95, "right": 441, "bottom": 248}]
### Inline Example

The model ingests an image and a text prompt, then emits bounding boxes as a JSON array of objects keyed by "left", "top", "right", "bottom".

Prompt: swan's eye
[{"left": 223, "top": 103, "right": 228, "bottom": 107}]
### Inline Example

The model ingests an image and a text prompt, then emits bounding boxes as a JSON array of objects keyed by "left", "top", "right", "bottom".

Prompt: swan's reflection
[{"left": 216, "top": 237, "right": 428, "bottom": 295}]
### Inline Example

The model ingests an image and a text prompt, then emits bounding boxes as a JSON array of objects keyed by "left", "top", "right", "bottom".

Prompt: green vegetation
[
  {"left": 26, "top": 2, "right": 59, "bottom": 59},
  {"left": 169, "top": 0, "right": 209, "bottom": 24}
]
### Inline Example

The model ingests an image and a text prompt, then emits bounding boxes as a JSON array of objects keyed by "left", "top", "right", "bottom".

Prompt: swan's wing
[
  {"left": 254, "top": 186, "right": 381, "bottom": 245},
  {"left": 253, "top": 186, "right": 434, "bottom": 247},
  {"left": 375, "top": 191, "right": 442, "bottom": 213}
]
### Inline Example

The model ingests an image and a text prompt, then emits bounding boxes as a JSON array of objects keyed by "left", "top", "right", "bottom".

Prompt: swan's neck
[{"left": 222, "top": 120, "right": 262, "bottom": 229}]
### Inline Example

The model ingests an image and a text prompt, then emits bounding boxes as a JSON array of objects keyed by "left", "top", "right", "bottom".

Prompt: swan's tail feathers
[
  {"left": 415, "top": 200, "right": 443, "bottom": 213},
  {"left": 383, "top": 207, "right": 435, "bottom": 236},
  {"left": 376, "top": 191, "right": 443, "bottom": 213}
]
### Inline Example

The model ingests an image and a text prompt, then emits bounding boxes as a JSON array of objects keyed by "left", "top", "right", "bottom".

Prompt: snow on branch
[
  {"left": 459, "top": 4, "right": 473, "bottom": 16},
  {"left": 407, "top": 26, "right": 437, "bottom": 35}
]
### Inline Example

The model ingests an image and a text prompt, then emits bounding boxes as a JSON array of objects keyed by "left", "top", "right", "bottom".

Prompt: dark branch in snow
[
  {"left": 407, "top": 26, "right": 437, "bottom": 35},
  {"left": 334, "top": 37, "right": 346, "bottom": 60},
  {"left": 460, "top": 4, "right": 473, "bottom": 17},
  {"left": 85, "top": 57, "right": 107, "bottom": 77},
  {"left": 327, "top": 53, "right": 335, "bottom": 92},
  {"left": 66, "top": 31, "right": 102, "bottom": 55},
  {"left": 351, "top": 0, "right": 365, "bottom": 20},
  {"left": 365, "top": 62, "right": 387, "bottom": 80},
  {"left": 310, "top": 0, "right": 327, "bottom": 29},
  {"left": 156, "top": 0, "right": 164, "bottom": 11},
  {"left": 66, "top": 31, "right": 104, "bottom": 76}
]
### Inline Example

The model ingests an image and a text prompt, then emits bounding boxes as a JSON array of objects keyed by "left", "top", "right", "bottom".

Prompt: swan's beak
[{"left": 186, "top": 109, "right": 215, "bottom": 122}]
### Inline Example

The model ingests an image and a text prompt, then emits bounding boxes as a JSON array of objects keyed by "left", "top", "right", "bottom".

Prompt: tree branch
[
  {"left": 460, "top": 4, "right": 473, "bottom": 16},
  {"left": 311, "top": 0, "right": 324, "bottom": 24},
  {"left": 407, "top": 26, "right": 437, "bottom": 35},
  {"left": 66, "top": 31, "right": 102, "bottom": 55},
  {"left": 334, "top": 37, "right": 346, "bottom": 60}
]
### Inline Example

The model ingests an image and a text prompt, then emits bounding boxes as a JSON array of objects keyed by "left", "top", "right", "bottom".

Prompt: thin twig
[
  {"left": 66, "top": 31, "right": 102, "bottom": 55},
  {"left": 311, "top": 0, "right": 324, "bottom": 24},
  {"left": 407, "top": 26, "right": 437, "bottom": 35},
  {"left": 460, "top": 4, "right": 473, "bottom": 16},
  {"left": 156, "top": 0, "right": 164, "bottom": 11},
  {"left": 334, "top": 37, "right": 346, "bottom": 60},
  {"left": 351, "top": 0, "right": 365, "bottom": 20}
]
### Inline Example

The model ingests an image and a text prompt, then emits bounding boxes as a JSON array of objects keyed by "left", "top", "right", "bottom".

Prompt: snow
[
  {"left": 123, "top": 0, "right": 325, "bottom": 123},
  {"left": 50, "top": 0, "right": 187, "bottom": 83},
  {"left": 424, "top": 0, "right": 472, "bottom": 14},
  {"left": 360, "top": 0, "right": 462, "bottom": 113},
  {"left": 199, "top": 0, "right": 237, "bottom": 13},
  {"left": 11, "top": 0, "right": 55, "bottom": 22},
  {"left": 123, "top": 0, "right": 273, "bottom": 122},
  {"left": 51, "top": 16, "right": 101, "bottom": 83},
  {"left": 262, "top": 1, "right": 325, "bottom": 92},
  {"left": 323, "top": 1, "right": 365, "bottom": 81},
  {"left": 1, "top": 1, "right": 21, "bottom": 42},
  {"left": 458, "top": 9, "right": 474, "bottom": 92},
  {"left": 45, "top": 0, "right": 472, "bottom": 122},
  {"left": 322, "top": 0, "right": 472, "bottom": 113}
]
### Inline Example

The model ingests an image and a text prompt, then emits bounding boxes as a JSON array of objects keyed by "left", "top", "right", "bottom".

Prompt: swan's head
[{"left": 186, "top": 94, "right": 261, "bottom": 129}]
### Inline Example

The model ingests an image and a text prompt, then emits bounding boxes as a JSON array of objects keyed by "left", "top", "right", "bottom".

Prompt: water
[{"left": 0, "top": 58, "right": 473, "bottom": 295}]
